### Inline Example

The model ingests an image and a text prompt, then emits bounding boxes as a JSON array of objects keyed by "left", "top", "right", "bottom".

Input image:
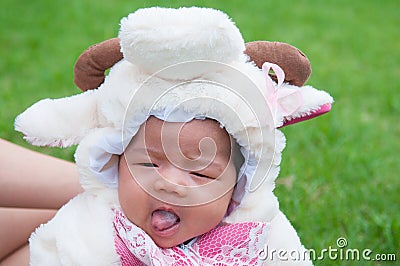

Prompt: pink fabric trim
[
  {"left": 113, "top": 209, "right": 268, "bottom": 265},
  {"left": 280, "top": 103, "right": 332, "bottom": 127}
]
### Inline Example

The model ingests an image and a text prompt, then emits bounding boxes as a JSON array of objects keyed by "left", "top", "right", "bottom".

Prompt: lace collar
[{"left": 113, "top": 208, "right": 268, "bottom": 265}]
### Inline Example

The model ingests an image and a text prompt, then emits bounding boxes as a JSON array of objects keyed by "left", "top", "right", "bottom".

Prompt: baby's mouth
[{"left": 151, "top": 209, "right": 181, "bottom": 234}]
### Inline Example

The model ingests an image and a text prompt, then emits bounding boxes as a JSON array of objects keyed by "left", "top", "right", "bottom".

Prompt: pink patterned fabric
[{"left": 114, "top": 209, "right": 268, "bottom": 265}]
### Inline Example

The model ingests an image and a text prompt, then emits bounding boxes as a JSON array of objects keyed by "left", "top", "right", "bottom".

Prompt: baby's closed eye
[
  {"left": 190, "top": 171, "right": 216, "bottom": 180},
  {"left": 138, "top": 162, "right": 159, "bottom": 168}
]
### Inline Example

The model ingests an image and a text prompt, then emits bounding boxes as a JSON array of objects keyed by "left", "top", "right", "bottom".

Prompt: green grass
[{"left": 1, "top": 0, "right": 399, "bottom": 264}]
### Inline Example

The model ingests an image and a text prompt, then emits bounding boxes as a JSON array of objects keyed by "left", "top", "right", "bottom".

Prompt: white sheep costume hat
[{"left": 15, "top": 7, "right": 333, "bottom": 265}]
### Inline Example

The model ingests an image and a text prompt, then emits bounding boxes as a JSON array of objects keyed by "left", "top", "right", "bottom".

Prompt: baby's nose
[{"left": 153, "top": 168, "right": 189, "bottom": 197}]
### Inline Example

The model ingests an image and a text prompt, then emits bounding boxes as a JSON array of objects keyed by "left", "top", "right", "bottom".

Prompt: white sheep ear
[
  {"left": 15, "top": 89, "right": 100, "bottom": 147},
  {"left": 262, "top": 62, "right": 333, "bottom": 128},
  {"left": 279, "top": 84, "right": 333, "bottom": 128}
]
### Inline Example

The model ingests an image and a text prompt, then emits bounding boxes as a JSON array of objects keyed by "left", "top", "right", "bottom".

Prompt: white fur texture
[
  {"left": 15, "top": 89, "right": 100, "bottom": 147},
  {"left": 119, "top": 7, "right": 246, "bottom": 78},
  {"left": 30, "top": 192, "right": 120, "bottom": 265}
]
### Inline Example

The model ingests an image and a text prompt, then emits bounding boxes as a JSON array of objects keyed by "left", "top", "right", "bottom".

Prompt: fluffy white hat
[
  {"left": 120, "top": 7, "right": 246, "bottom": 77},
  {"left": 15, "top": 7, "right": 333, "bottom": 224}
]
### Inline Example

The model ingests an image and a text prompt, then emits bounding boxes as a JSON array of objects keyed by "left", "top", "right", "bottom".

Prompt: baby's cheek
[{"left": 118, "top": 165, "right": 141, "bottom": 211}]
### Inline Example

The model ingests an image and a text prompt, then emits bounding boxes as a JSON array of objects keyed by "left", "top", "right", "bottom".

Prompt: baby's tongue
[{"left": 151, "top": 210, "right": 179, "bottom": 231}]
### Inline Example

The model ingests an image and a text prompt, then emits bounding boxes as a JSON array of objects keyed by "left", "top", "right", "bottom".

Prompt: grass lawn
[{"left": 1, "top": 0, "right": 399, "bottom": 264}]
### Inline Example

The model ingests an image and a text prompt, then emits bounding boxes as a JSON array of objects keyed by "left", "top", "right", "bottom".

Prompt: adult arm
[{"left": 0, "top": 138, "right": 82, "bottom": 209}]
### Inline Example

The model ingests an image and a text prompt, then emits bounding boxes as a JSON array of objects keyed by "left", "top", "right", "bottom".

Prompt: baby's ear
[{"left": 15, "top": 89, "right": 100, "bottom": 147}]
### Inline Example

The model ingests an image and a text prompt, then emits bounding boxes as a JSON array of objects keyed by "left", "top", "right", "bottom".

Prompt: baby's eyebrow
[
  {"left": 125, "top": 147, "right": 162, "bottom": 159},
  {"left": 192, "top": 157, "right": 227, "bottom": 173}
]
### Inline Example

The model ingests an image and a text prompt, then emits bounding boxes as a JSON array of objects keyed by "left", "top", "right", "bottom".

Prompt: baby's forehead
[
  {"left": 127, "top": 116, "right": 234, "bottom": 157},
  {"left": 145, "top": 116, "right": 229, "bottom": 141}
]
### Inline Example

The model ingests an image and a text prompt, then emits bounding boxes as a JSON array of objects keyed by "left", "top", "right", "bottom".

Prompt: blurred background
[{"left": 1, "top": 0, "right": 398, "bottom": 264}]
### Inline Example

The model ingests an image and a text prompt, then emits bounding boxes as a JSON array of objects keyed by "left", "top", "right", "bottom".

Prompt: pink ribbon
[{"left": 262, "top": 62, "right": 303, "bottom": 125}]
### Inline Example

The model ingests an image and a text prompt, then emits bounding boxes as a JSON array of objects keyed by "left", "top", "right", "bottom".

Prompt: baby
[
  {"left": 15, "top": 6, "right": 333, "bottom": 265},
  {"left": 119, "top": 117, "right": 238, "bottom": 248}
]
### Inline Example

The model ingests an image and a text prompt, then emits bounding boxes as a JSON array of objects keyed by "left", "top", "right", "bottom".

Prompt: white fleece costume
[{"left": 15, "top": 7, "right": 333, "bottom": 265}]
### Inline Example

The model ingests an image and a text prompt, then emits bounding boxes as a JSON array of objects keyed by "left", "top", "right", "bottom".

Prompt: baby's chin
[{"left": 150, "top": 234, "right": 193, "bottom": 249}]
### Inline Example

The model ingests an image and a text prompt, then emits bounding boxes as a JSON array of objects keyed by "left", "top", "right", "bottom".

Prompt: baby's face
[{"left": 118, "top": 116, "right": 237, "bottom": 248}]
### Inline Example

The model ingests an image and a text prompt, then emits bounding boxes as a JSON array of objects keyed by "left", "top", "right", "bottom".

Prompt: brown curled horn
[
  {"left": 74, "top": 38, "right": 123, "bottom": 91},
  {"left": 74, "top": 39, "right": 311, "bottom": 91},
  {"left": 244, "top": 41, "right": 311, "bottom": 86}
]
